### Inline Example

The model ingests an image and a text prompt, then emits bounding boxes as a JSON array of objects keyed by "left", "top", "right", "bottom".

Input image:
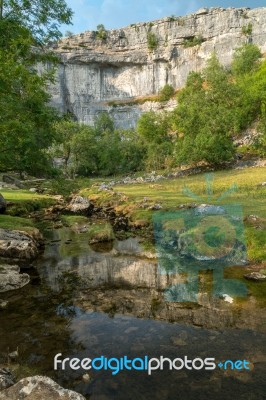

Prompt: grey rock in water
[
  {"left": 0, "top": 264, "right": 30, "bottom": 293},
  {"left": 244, "top": 272, "right": 266, "bottom": 282},
  {"left": 0, "top": 193, "right": 6, "bottom": 214},
  {"left": 0, "top": 376, "right": 86, "bottom": 399},
  {"left": 0, "top": 229, "right": 42, "bottom": 260}
]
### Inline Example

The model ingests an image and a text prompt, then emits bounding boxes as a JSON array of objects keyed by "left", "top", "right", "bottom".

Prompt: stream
[{"left": 0, "top": 226, "right": 265, "bottom": 400}]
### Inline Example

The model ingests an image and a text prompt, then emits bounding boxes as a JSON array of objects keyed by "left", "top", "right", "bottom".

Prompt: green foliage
[
  {"left": 172, "top": 56, "right": 236, "bottom": 166},
  {"left": 47, "top": 178, "right": 82, "bottom": 197},
  {"left": 159, "top": 84, "right": 175, "bottom": 102},
  {"left": 147, "top": 31, "right": 158, "bottom": 50},
  {"left": 183, "top": 35, "right": 203, "bottom": 48},
  {"left": 232, "top": 44, "right": 261, "bottom": 75},
  {"left": 96, "top": 24, "right": 107, "bottom": 40},
  {"left": 52, "top": 114, "right": 145, "bottom": 177},
  {"left": 241, "top": 23, "right": 253, "bottom": 36},
  {"left": 0, "top": 19, "right": 59, "bottom": 176},
  {"left": 0, "top": 0, "right": 73, "bottom": 43},
  {"left": 137, "top": 111, "right": 173, "bottom": 170}
]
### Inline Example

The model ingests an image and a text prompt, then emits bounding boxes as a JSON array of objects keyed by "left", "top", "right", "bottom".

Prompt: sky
[{"left": 62, "top": 1, "right": 266, "bottom": 35}]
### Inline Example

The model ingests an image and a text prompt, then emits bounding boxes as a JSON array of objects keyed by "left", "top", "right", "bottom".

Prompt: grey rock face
[
  {"left": 0, "top": 229, "right": 41, "bottom": 260},
  {"left": 42, "top": 7, "right": 266, "bottom": 128},
  {"left": 0, "top": 264, "right": 30, "bottom": 293},
  {"left": 0, "top": 194, "right": 6, "bottom": 214},
  {"left": 0, "top": 376, "right": 86, "bottom": 400}
]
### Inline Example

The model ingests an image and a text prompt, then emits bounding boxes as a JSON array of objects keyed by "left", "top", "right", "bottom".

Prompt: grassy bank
[
  {"left": 0, "top": 189, "right": 56, "bottom": 231},
  {"left": 80, "top": 167, "right": 266, "bottom": 263}
]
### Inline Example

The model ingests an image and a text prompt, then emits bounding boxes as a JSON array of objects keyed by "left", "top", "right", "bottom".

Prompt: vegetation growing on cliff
[{"left": 147, "top": 31, "right": 159, "bottom": 50}]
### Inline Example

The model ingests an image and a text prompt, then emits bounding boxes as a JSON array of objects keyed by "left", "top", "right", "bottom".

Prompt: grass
[
  {"left": 1, "top": 189, "right": 53, "bottom": 203},
  {"left": 88, "top": 222, "right": 115, "bottom": 243},
  {"left": 61, "top": 215, "right": 89, "bottom": 227},
  {"left": 0, "top": 188, "right": 56, "bottom": 232},
  {"left": 0, "top": 215, "right": 34, "bottom": 232},
  {"left": 80, "top": 167, "right": 266, "bottom": 262}
]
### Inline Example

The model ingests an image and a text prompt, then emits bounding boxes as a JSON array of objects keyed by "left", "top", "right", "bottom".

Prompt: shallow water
[{"left": 0, "top": 227, "right": 265, "bottom": 399}]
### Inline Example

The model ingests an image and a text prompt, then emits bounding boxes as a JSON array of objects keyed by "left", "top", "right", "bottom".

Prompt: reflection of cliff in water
[{"left": 36, "top": 229, "right": 266, "bottom": 332}]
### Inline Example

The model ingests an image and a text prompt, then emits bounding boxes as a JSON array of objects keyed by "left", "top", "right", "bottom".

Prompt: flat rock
[
  {"left": 0, "top": 229, "right": 41, "bottom": 260},
  {"left": 0, "top": 376, "right": 86, "bottom": 400},
  {"left": 244, "top": 272, "right": 266, "bottom": 281},
  {"left": 0, "top": 264, "right": 30, "bottom": 293}
]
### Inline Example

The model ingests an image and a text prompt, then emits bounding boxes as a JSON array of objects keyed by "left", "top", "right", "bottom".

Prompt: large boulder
[
  {"left": 0, "top": 229, "right": 42, "bottom": 260},
  {"left": 66, "top": 196, "right": 94, "bottom": 216},
  {"left": 0, "top": 264, "right": 30, "bottom": 293},
  {"left": 0, "top": 194, "right": 6, "bottom": 214},
  {"left": 2, "top": 175, "right": 25, "bottom": 189},
  {"left": 0, "top": 376, "right": 86, "bottom": 400}
]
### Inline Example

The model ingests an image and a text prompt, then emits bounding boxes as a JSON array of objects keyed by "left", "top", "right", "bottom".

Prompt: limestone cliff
[{"left": 44, "top": 7, "right": 266, "bottom": 129}]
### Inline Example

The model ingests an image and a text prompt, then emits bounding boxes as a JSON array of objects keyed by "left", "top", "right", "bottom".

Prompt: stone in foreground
[
  {"left": 0, "top": 229, "right": 42, "bottom": 260},
  {"left": 66, "top": 196, "right": 93, "bottom": 216},
  {"left": 0, "top": 376, "right": 86, "bottom": 400},
  {"left": 0, "top": 264, "right": 30, "bottom": 293}
]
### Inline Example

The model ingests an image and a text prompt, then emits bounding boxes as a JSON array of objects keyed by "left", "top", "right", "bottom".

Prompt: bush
[
  {"left": 242, "top": 23, "right": 252, "bottom": 36},
  {"left": 96, "top": 24, "right": 107, "bottom": 40},
  {"left": 147, "top": 32, "right": 158, "bottom": 50},
  {"left": 183, "top": 36, "right": 203, "bottom": 48},
  {"left": 159, "top": 84, "right": 175, "bottom": 102}
]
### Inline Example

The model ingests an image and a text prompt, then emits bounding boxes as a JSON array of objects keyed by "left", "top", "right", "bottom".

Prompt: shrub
[
  {"left": 159, "top": 84, "right": 175, "bottom": 102},
  {"left": 183, "top": 35, "right": 203, "bottom": 48},
  {"left": 96, "top": 24, "right": 107, "bottom": 40},
  {"left": 147, "top": 32, "right": 158, "bottom": 50},
  {"left": 242, "top": 23, "right": 253, "bottom": 36}
]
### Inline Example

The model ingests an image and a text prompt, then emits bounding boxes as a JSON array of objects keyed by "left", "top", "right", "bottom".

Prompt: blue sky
[{"left": 63, "top": 1, "right": 266, "bottom": 34}]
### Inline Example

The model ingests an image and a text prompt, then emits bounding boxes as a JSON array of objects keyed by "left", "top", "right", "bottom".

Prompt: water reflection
[{"left": 0, "top": 227, "right": 265, "bottom": 399}]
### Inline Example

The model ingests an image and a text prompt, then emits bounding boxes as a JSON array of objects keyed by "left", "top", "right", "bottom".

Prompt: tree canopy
[{"left": 0, "top": 0, "right": 73, "bottom": 43}]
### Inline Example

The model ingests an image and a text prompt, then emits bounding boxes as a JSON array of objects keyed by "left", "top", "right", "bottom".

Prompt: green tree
[
  {"left": 94, "top": 112, "right": 114, "bottom": 136},
  {"left": 96, "top": 24, "right": 107, "bottom": 40},
  {"left": 173, "top": 56, "right": 236, "bottom": 166},
  {"left": 0, "top": 0, "right": 73, "bottom": 43},
  {"left": 137, "top": 111, "right": 173, "bottom": 169},
  {"left": 232, "top": 44, "right": 261, "bottom": 76},
  {"left": 159, "top": 84, "right": 175, "bottom": 102},
  {"left": 0, "top": 21, "right": 59, "bottom": 175}
]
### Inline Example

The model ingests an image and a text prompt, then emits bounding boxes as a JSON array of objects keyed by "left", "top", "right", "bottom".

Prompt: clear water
[{"left": 0, "top": 227, "right": 265, "bottom": 399}]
